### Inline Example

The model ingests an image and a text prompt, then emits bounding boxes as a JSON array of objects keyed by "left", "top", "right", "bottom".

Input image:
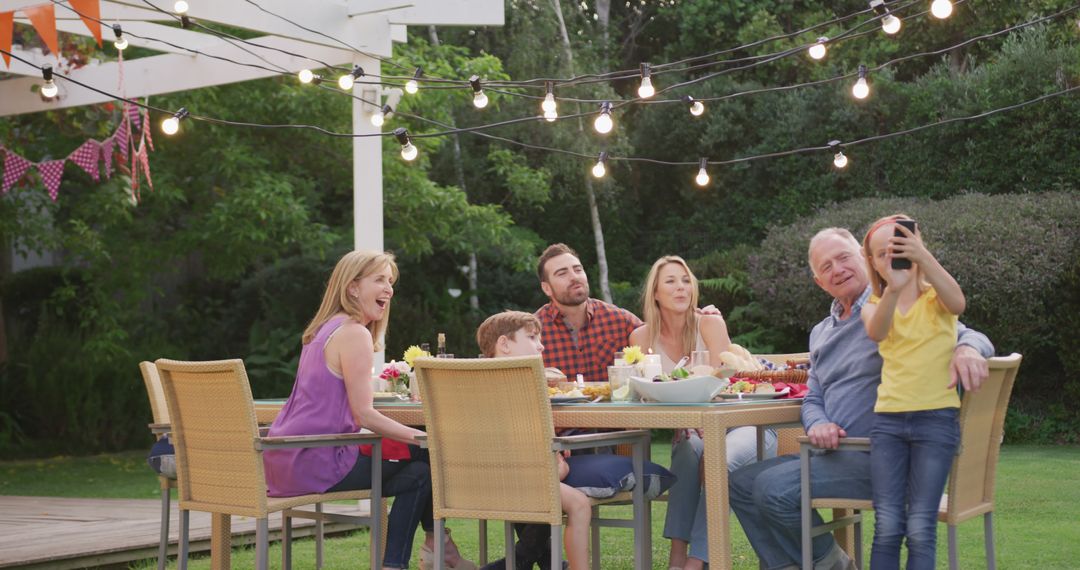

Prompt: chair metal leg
[
  {"left": 504, "top": 521, "right": 516, "bottom": 570},
  {"left": 854, "top": 514, "right": 863, "bottom": 570},
  {"left": 479, "top": 520, "right": 488, "bottom": 566},
  {"left": 590, "top": 506, "right": 601, "bottom": 570},
  {"left": 158, "top": 483, "right": 170, "bottom": 570},
  {"left": 178, "top": 509, "right": 190, "bottom": 570},
  {"left": 800, "top": 447, "right": 813, "bottom": 570},
  {"left": 282, "top": 512, "right": 293, "bottom": 570},
  {"left": 948, "top": 524, "right": 959, "bottom": 570},
  {"left": 315, "top": 502, "right": 324, "bottom": 569},
  {"left": 255, "top": 518, "right": 270, "bottom": 570},
  {"left": 550, "top": 523, "right": 563, "bottom": 570},
  {"left": 985, "top": 512, "right": 997, "bottom": 570},
  {"left": 631, "top": 440, "right": 650, "bottom": 570},
  {"left": 435, "top": 519, "right": 447, "bottom": 570}
]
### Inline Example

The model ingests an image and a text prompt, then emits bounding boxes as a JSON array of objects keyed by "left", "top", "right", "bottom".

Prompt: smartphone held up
[{"left": 891, "top": 219, "right": 917, "bottom": 270}]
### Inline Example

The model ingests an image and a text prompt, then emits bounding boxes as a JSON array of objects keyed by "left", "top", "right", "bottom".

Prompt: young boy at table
[{"left": 476, "top": 311, "right": 590, "bottom": 570}]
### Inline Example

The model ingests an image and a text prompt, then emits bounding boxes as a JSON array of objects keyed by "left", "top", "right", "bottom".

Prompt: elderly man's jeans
[
  {"left": 870, "top": 409, "right": 959, "bottom": 570},
  {"left": 729, "top": 450, "right": 871, "bottom": 570}
]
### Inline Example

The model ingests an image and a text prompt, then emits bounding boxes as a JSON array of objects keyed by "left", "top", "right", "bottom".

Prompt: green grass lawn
[{"left": 3, "top": 444, "right": 1078, "bottom": 569}]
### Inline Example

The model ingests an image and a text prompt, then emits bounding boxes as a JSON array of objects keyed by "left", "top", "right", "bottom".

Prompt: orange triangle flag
[
  {"left": 24, "top": 4, "right": 59, "bottom": 58},
  {"left": 69, "top": 0, "right": 101, "bottom": 47},
  {"left": 0, "top": 12, "right": 13, "bottom": 68}
]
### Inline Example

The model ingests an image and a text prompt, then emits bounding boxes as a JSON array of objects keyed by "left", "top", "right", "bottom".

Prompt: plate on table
[
  {"left": 629, "top": 375, "right": 730, "bottom": 404},
  {"left": 550, "top": 396, "right": 591, "bottom": 404},
  {"left": 714, "top": 387, "right": 791, "bottom": 400}
]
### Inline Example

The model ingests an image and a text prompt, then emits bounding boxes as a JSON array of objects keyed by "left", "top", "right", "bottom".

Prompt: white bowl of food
[{"left": 629, "top": 375, "right": 730, "bottom": 403}]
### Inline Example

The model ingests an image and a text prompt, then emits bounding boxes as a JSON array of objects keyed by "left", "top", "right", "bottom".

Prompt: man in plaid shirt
[{"left": 534, "top": 243, "right": 642, "bottom": 382}]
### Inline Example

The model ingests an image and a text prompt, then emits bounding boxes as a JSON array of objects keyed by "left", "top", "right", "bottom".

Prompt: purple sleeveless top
[{"left": 264, "top": 316, "right": 359, "bottom": 496}]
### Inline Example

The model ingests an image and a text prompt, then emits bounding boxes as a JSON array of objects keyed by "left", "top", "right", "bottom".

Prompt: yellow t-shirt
[{"left": 870, "top": 287, "right": 960, "bottom": 412}]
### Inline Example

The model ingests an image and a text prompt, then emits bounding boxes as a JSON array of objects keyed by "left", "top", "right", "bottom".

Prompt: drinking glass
[
  {"left": 608, "top": 365, "right": 635, "bottom": 402},
  {"left": 690, "top": 350, "right": 712, "bottom": 376}
]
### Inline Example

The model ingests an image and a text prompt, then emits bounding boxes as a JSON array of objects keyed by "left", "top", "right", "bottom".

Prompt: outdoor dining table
[{"left": 219, "top": 397, "right": 804, "bottom": 570}]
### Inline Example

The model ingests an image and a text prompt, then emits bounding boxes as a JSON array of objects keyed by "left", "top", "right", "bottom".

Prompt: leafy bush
[{"left": 748, "top": 191, "right": 1080, "bottom": 441}]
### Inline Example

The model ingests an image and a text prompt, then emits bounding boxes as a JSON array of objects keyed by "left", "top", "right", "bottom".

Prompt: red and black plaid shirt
[{"left": 535, "top": 298, "right": 642, "bottom": 383}]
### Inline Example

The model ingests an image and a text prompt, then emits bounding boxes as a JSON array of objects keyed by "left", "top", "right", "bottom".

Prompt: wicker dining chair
[
  {"left": 139, "top": 361, "right": 182, "bottom": 570},
  {"left": 413, "top": 355, "right": 655, "bottom": 570},
  {"left": 154, "top": 358, "right": 387, "bottom": 570},
  {"left": 799, "top": 353, "right": 1023, "bottom": 570}
]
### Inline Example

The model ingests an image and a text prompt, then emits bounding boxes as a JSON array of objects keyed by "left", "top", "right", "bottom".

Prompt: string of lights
[{"left": 7, "top": 43, "right": 1076, "bottom": 178}]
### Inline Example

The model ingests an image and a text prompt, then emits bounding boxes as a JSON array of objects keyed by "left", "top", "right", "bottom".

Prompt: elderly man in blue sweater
[{"left": 729, "top": 227, "right": 994, "bottom": 570}]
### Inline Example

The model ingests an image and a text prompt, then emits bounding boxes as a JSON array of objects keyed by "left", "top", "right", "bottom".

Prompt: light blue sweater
[{"left": 801, "top": 287, "right": 994, "bottom": 438}]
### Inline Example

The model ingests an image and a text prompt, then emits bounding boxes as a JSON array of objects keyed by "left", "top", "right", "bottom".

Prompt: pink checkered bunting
[
  {"left": 100, "top": 136, "right": 115, "bottom": 178},
  {"left": 114, "top": 116, "right": 129, "bottom": 161},
  {"left": 68, "top": 139, "right": 101, "bottom": 181},
  {"left": 139, "top": 146, "right": 153, "bottom": 191},
  {"left": 127, "top": 102, "right": 142, "bottom": 134},
  {"left": 141, "top": 108, "right": 154, "bottom": 152},
  {"left": 2, "top": 148, "right": 32, "bottom": 194},
  {"left": 37, "top": 159, "right": 66, "bottom": 201}
]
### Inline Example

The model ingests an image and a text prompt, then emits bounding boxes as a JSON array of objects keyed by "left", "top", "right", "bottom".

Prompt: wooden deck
[{"left": 0, "top": 496, "right": 370, "bottom": 569}]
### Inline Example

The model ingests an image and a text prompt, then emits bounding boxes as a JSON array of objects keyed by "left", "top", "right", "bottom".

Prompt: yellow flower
[
  {"left": 622, "top": 345, "right": 644, "bottom": 365},
  {"left": 403, "top": 345, "right": 430, "bottom": 368}
]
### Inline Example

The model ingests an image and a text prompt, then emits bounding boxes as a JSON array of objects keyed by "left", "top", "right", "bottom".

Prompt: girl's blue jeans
[
  {"left": 328, "top": 446, "right": 434, "bottom": 569},
  {"left": 870, "top": 408, "right": 960, "bottom": 570}
]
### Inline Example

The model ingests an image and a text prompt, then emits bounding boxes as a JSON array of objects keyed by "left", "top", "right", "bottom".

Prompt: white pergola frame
[{"left": 0, "top": 0, "right": 503, "bottom": 251}]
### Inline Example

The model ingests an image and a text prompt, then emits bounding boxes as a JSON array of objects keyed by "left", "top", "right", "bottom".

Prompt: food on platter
[
  {"left": 721, "top": 380, "right": 778, "bottom": 395},
  {"left": 717, "top": 344, "right": 763, "bottom": 372},
  {"left": 549, "top": 383, "right": 610, "bottom": 401},
  {"left": 545, "top": 367, "right": 567, "bottom": 387}
]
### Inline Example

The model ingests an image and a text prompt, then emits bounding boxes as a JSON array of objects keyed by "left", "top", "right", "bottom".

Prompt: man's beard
[{"left": 554, "top": 282, "right": 590, "bottom": 306}]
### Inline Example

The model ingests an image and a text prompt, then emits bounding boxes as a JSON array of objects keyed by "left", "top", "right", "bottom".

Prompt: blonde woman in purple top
[{"left": 264, "top": 250, "right": 475, "bottom": 570}]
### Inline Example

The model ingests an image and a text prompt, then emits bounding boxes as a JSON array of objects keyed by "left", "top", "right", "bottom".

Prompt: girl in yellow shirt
[{"left": 860, "top": 215, "right": 966, "bottom": 570}]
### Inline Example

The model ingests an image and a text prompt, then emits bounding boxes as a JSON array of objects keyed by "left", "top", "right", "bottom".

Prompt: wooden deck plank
[{"left": 0, "top": 496, "right": 370, "bottom": 569}]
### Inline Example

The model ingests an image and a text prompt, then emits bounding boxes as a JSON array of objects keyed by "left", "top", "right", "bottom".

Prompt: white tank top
[{"left": 652, "top": 328, "right": 705, "bottom": 374}]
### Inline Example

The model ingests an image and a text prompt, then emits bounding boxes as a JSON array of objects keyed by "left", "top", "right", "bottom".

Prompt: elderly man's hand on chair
[
  {"left": 807, "top": 422, "right": 846, "bottom": 450},
  {"left": 949, "top": 345, "right": 989, "bottom": 391}
]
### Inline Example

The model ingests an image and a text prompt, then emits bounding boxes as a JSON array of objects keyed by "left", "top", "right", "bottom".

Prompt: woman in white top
[{"left": 628, "top": 255, "right": 776, "bottom": 570}]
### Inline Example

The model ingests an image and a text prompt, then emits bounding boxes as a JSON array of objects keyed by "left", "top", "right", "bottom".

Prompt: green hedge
[{"left": 747, "top": 191, "right": 1080, "bottom": 442}]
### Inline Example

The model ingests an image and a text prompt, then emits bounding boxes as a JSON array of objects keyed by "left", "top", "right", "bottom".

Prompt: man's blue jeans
[
  {"left": 729, "top": 450, "right": 871, "bottom": 570},
  {"left": 870, "top": 409, "right": 959, "bottom": 570}
]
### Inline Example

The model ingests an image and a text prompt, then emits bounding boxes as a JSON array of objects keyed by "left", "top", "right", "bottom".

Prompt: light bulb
[
  {"left": 371, "top": 111, "right": 385, "bottom": 127},
  {"left": 405, "top": 79, "right": 418, "bottom": 94},
  {"left": 808, "top": 38, "right": 827, "bottom": 60},
  {"left": 541, "top": 93, "right": 557, "bottom": 113},
  {"left": 543, "top": 109, "right": 558, "bottom": 122},
  {"left": 472, "top": 91, "right": 488, "bottom": 109},
  {"left": 400, "top": 142, "right": 418, "bottom": 161},
  {"left": 852, "top": 77, "right": 870, "bottom": 99},
  {"left": 591, "top": 161, "right": 606, "bottom": 178},
  {"left": 594, "top": 113, "right": 613, "bottom": 134},
  {"left": 161, "top": 116, "right": 180, "bottom": 135},
  {"left": 637, "top": 77, "right": 655, "bottom": 99},
  {"left": 689, "top": 100, "right": 705, "bottom": 116},
  {"left": 930, "top": 0, "right": 953, "bottom": 19},
  {"left": 881, "top": 14, "right": 902, "bottom": 34},
  {"left": 833, "top": 151, "right": 849, "bottom": 169},
  {"left": 338, "top": 73, "right": 355, "bottom": 91},
  {"left": 298, "top": 69, "right": 314, "bottom": 84},
  {"left": 174, "top": 0, "right": 189, "bottom": 14},
  {"left": 695, "top": 168, "right": 710, "bottom": 187},
  {"left": 115, "top": 37, "right": 128, "bottom": 51},
  {"left": 41, "top": 80, "right": 58, "bottom": 98}
]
